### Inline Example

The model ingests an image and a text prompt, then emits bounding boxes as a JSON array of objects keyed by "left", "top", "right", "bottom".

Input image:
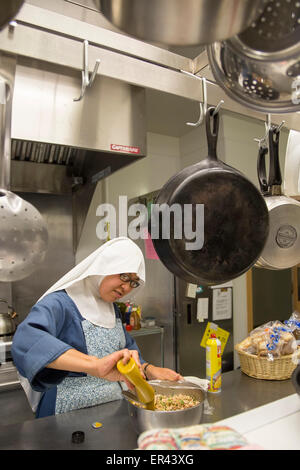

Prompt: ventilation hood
[{"left": 8, "top": 57, "right": 146, "bottom": 245}]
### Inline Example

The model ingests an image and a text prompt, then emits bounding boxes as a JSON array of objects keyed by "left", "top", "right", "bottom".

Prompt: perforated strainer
[
  {"left": 0, "top": 71, "right": 48, "bottom": 282},
  {"left": 239, "top": 0, "right": 300, "bottom": 53},
  {"left": 207, "top": 0, "right": 300, "bottom": 113}
]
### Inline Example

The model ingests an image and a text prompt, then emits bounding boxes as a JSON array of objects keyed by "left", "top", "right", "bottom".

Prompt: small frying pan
[{"left": 150, "top": 107, "right": 269, "bottom": 285}]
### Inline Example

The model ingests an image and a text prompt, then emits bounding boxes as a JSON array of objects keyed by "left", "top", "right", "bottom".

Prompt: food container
[
  {"left": 126, "top": 380, "right": 205, "bottom": 434},
  {"left": 144, "top": 317, "right": 156, "bottom": 327}
]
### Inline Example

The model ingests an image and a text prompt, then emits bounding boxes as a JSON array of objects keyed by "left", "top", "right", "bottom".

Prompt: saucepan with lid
[
  {"left": 126, "top": 380, "right": 206, "bottom": 434},
  {"left": 255, "top": 127, "right": 300, "bottom": 269}
]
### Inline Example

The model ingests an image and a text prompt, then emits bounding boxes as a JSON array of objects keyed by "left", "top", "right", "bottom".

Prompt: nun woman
[{"left": 12, "top": 237, "right": 181, "bottom": 418}]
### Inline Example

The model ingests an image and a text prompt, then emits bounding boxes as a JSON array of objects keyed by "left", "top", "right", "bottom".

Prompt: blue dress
[{"left": 11, "top": 290, "right": 145, "bottom": 418}]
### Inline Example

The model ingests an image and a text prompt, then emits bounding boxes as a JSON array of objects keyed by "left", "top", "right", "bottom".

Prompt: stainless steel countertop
[{"left": 0, "top": 369, "right": 296, "bottom": 450}]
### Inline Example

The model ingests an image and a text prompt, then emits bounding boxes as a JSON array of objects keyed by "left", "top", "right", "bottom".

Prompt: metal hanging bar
[{"left": 74, "top": 39, "right": 101, "bottom": 102}]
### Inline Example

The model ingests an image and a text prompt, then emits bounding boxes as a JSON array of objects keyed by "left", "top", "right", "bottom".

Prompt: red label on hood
[{"left": 110, "top": 144, "right": 141, "bottom": 154}]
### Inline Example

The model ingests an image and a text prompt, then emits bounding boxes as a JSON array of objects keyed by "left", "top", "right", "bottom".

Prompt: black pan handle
[
  {"left": 205, "top": 106, "right": 219, "bottom": 161},
  {"left": 257, "top": 144, "right": 269, "bottom": 195},
  {"left": 268, "top": 127, "right": 282, "bottom": 188}
]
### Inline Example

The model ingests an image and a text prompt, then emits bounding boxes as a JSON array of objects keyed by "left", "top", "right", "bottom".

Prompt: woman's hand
[
  {"left": 143, "top": 364, "right": 183, "bottom": 381},
  {"left": 94, "top": 348, "right": 145, "bottom": 389},
  {"left": 46, "top": 347, "right": 145, "bottom": 390}
]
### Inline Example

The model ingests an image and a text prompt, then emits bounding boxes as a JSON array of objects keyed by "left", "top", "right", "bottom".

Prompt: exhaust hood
[{"left": 8, "top": 57, "right": 146, "bottom": 245}]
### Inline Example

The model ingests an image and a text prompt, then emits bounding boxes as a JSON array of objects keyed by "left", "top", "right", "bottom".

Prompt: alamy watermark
[{"left": 96, "top": 196, "right": 204, "bottom": 250}]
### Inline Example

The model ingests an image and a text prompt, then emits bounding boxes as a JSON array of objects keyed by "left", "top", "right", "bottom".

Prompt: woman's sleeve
[{"left": 11, "top": 295, "right": 74, "bottom": 391}]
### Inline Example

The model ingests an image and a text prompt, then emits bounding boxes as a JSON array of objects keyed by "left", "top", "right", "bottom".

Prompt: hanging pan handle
[
  {"left": 257, "top": 144, "right": 269, "bottom": 195},
  {"left": 268, "top": 127, "right": 282, "bottom": 195},
  {"left": 205, "top": 106, "right": 219, "bottom": 162}
]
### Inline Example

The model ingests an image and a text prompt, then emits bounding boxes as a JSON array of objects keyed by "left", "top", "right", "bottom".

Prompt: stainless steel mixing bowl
[
  {"left": 96, "top": 0, "right": 266, "bottom": 46},
  {"left": 126, "top": 380, "right": 205, "bottom": 435}
]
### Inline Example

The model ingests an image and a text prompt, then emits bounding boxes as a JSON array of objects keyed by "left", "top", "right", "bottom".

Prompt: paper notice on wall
[
  {"left": 200, "top": 321, "right": 230, "bottom": 354},
  {"left": 197, "top": 298, "right": 209, "bottom": 322},
  {"left": 185, "top": 283, "right": 197, "bottom": 298},
  {"left": 212, "top": 287, "right": 232, "bottom": 321}
]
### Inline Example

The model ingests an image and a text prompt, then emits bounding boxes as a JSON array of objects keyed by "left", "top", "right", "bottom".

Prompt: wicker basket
[{"left": 235, "top": 344, "right": 300, "bottom": 380}]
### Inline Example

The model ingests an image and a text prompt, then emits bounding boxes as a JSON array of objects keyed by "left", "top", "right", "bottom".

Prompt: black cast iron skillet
[{"left": 149, "top": 107, "right": 269, "bottom": 285}]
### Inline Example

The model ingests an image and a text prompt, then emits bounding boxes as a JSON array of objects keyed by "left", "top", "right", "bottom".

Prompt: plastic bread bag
[
  {"left": 240, "top": 321, "right": 297, "bottom": 361},
  {"left": 284, "top": 311, "right": 300, "bottom": 345}
]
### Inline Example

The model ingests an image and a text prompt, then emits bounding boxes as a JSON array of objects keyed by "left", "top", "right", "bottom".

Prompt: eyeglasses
[{"left": 119, "top": 273, "right": 140, "bottom": 289}]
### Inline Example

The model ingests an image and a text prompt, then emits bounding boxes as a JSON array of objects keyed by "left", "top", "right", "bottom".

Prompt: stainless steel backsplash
[{"left": 11, "top": 192, "right": 75, "bottom": 324}]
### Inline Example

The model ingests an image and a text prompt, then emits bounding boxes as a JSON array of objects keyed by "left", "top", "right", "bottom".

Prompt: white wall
[
  {"left": 179, "top": 111, "right": 289, "bottom": 367},
  {"left": 76, "top": 132, "right": 181, "bottom": 262}
]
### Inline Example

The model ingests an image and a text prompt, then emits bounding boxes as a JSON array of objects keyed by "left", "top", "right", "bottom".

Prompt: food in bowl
[
  {"left": 154, "top": 393, "right": 200, "bottom": 411},
  {"left": 128, "top": 381, "right": 205, "bottom": 433}
]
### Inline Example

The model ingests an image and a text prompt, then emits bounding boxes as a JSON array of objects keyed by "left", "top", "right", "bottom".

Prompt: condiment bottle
[
  {"left": 206, "top": 333, "right": 222, "bottom": 393},
  {"left": 117, "top": 357, "right": 155, "bottom": 409},
  {"left": 130, "top": 307, "right": 141, "bottom": 330}
]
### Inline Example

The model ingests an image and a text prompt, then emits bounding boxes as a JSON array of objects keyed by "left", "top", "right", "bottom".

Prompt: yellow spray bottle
[
  {"left": 117, "top": 357, "right": 155, "bottom": 409},
  {"left": 206, "top": 333, "right": 222, "bottom": 393}
]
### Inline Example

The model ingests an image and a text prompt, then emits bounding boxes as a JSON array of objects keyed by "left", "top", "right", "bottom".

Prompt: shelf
[
  {"left": 129, "top": 326, "right": 164, "bottom": 367},
  {"left": 130, "top": 326, "right": 163, "bottom": 337}
]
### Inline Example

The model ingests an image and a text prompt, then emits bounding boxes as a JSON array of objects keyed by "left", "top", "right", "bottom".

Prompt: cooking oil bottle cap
[
  {"left": 117, "top": 356, "right": 135, "bottom": 374},
  {"left": 71, "top": 431, "right": 85, "bottom": 444}
]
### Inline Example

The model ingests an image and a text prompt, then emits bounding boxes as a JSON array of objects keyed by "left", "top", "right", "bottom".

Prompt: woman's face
[{"left": 99, "top": 273, "right": 140, "bottom": 302}]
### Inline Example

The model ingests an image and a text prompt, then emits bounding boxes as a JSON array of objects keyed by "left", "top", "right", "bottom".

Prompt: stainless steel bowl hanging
[
  {"left": 255, "top": 126, "right": 300, "bottom": 270},
  {"left": 0, "top": 57, "right": 48, "bottom": 282},
  {"left": 97, "top": 0, "right": 266, "bottom": 46},
  {"left": 207, "top": 0, "right": 300, "bottom": 113}
]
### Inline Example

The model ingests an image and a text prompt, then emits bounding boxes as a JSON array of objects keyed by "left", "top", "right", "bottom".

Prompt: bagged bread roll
[{"left": 238, "top": 321, "right": 297, "bottom": 358}]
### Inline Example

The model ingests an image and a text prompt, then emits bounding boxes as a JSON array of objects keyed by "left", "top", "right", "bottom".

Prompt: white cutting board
[{"left": 216, "top": 394, "right": 300, "bottom": 450}]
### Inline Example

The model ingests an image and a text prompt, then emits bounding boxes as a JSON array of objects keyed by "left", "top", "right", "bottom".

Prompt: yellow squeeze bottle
[
  {"left": 117, "top": 357, "right": 155, "bottom": 410},
  {"left": 206, "top": 333, "right": 222, "bottom": 393}
]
